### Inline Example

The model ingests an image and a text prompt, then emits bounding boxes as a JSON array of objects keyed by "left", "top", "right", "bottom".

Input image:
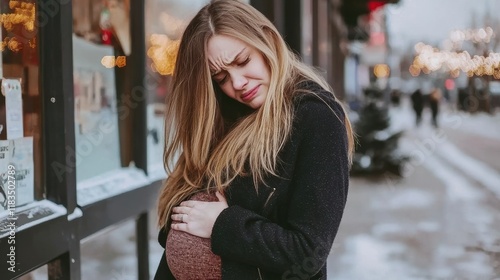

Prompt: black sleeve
[
  {"left": 153, "top": 227, "right": 176, "bottom": 280},
  {"left": 210, "top": 96, "right": 350, "bottom": 276},
  {"left": 158, "top": 226, "right": 167, "bottom": 249},
  {"left": 153, "top": 251, "right": 176, "bottom": 280}
]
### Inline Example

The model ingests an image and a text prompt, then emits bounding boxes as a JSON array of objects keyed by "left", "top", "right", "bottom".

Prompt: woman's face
[{"left": 207, "top": 35, "right": 270, "bottom": 109}]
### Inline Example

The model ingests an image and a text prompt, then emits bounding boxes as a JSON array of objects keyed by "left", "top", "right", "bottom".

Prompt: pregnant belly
[{"left": 166, "top": 192, "right": 222, "bottom": 280}]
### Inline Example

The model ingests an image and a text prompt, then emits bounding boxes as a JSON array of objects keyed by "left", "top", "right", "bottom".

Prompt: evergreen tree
[{"left": 351, "top": 87, "right": 408, "bottom": 176}]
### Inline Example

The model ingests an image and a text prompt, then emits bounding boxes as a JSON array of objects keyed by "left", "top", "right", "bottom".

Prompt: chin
[
  {"left": 248, "top": 101, "right": 263, "bottom": 109},
  {"left": 248, "top": 95, "right": 265, "bottom": 109}
]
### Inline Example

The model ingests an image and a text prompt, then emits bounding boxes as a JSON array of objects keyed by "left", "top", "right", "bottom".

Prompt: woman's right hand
[{"left": 171, "top": 192, "right": 228, "bottom": 238}]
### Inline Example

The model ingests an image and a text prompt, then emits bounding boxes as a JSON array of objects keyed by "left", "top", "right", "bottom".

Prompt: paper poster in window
[{"left": 0, "top": 137, "right": 34, "bottom": 216}]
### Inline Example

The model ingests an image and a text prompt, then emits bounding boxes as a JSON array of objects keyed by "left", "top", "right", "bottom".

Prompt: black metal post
[
  {"left": 40, "top": 0, "right": 76, "bottom": 213},
  {"left": 130, "top": 0, "right": 147, "bottom": 173},
  {"left": 130, "top": 1, "right": 149, "bottom": 279},
  {"left": 250, "top": 0, "right": 275, "bottom": 23},
  {"left": 136, "top": 213, "right": 150, "bottom": 280},
  {"left": 283, "top": 0, "right": 302, "bottom": 55},
  {"left": 312, "top": 0, "right": 319, "bottom": 66},
  {"left": 39, "top": 0, "right": 80, "bottom": 278}
]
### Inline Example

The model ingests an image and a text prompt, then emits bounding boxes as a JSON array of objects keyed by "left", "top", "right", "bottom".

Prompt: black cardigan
[{"left": 154, "top": 83, "right": 349, "bottom": 279}]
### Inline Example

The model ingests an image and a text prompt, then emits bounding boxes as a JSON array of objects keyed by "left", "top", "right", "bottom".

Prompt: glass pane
[
  {"left": 72, "top": 0, "right": 151, "bottom": 206},
  {"left": 72, "top": 0, "right": 124, "bottom": 183},
  {"left": 144, "top": 0, "right": 209, "bottom": 180},
  {"left": 0, "top": 0, "right": 41, "bottom": 216}
]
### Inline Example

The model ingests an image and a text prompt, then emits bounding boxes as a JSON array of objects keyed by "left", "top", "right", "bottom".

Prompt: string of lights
[
  {"left": 0, "top": 0, "right": 36, "bottom": 52},
  {"left": 410, "top": 27, "right": 500, "bottom": 79}
]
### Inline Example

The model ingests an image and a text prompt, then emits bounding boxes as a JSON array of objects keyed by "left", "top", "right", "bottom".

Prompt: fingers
[
  {"left": 171, "top": 222, "right": 189, "bottom": 232},
  {"left": 180, "top": 200, "right": 197, "bottom": 207},
  {"left": 171, "top": 213, "right": 185, "bottom": 222},
  {"left": 172, "top": 206, "right": 191, "bottom": 214}
]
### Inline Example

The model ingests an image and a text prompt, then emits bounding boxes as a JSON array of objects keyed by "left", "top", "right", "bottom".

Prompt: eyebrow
[{"left": 210, "top": 48, "right": 247, "bottom": 76}]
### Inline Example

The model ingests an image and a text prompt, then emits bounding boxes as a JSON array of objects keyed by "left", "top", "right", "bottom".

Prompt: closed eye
[
  {"left": 217, "top": 75, "right": 228, "bottom": 84},
  {"left": 213, "top": 73, "right": 228, "bottom": 84},
  {"left": 212, "top": 55, "right": 249, "bottom": 84},
  {"left": 238, "top": 56, "right": 250, "bottom": 66}
]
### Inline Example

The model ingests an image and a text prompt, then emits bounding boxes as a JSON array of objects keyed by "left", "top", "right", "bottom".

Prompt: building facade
[{"left": 0, "top": 0, "right": 394, "bottom": 279}]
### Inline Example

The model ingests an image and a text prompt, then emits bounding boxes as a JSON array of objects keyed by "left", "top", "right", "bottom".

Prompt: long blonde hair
[{"left": 157, "top": 0, "right": 354, "bottom": 228}]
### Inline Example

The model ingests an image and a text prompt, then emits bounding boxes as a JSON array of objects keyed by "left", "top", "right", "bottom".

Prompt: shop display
[
  {"left": 73, "top": 35, "right": 121, "bottom": 182},
  {"left": 73, "top": 0, "right": 130, "bottom": 53}
]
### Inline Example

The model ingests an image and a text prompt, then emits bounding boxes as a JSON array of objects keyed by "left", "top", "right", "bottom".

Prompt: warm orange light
[
  {"left": 0, "top": 0, "right": 36, "bottom": 32},
  {"left": 412, "top": 41, "right": 500, "bottom": 77},
  {"left": 115, "top": 56, "right": 126, "bottom": 68},
  {"left": 101, "top": 56, "right": 116, "bottom": 68},
  {"left": 409, "top": 65, "right": 420, "bottom": 77},
  {"left": 147, "top": 34, "right": 180, "bottom": 75},
  {"left": 374, "top": 64, "right": 390, "bottom": 78}
]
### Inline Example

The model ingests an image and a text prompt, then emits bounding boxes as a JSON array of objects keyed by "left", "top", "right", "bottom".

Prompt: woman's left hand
[{"left": 171, "top": 191, "right": 228, "bottom": 238}]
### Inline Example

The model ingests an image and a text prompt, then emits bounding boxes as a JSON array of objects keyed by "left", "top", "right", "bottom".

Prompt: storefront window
[
  {"left": 73, "top": 0, "right": 147, "bottom": 206},
  {"left": 72, "top": 0, "right": 125, "bottom": 180},
  {"left": 144, "top": 0, "right": 209, "bottom": 180},
  {"left": 0, "top": 0, "right": 41, "bottom": 215}
]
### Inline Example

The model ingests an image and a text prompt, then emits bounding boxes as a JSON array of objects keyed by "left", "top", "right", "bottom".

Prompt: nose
[{"left": 231, "top": 72, "right": 248, "bottom": 90}]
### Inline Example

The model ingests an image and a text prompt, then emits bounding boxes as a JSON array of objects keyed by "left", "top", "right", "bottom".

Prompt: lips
[{"left": 241, "top": 85, "right": 260, "bottom": 102}]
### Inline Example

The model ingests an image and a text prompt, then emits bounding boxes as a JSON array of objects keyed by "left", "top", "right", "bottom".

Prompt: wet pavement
[
  {"left": 328, "top": 149, "right": 500, "bottom": 279},
  {"left": 326, "top": 100, "right": 500, "bottom": 279},
  {"left": 440, "top": 125, "right": 500, "bottom": 174},
  {"left": 24, "top": 99, "right": 500, "bottom": 280}
]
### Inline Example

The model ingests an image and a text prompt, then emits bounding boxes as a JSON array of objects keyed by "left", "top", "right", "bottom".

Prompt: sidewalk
[
  {"left": 328, "top": 164, "right": 449, "bottom": 279},
  {"left": 325, "top": 101, "right": 500, "bottom": 279}
]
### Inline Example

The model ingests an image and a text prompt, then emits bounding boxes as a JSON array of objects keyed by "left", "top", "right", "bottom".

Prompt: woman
[
  {"left": 429, "top": 87, "right": 441, "bottom": 128},
  {"left": 155, "top": 0, "right": 354, "bottom": 279}
]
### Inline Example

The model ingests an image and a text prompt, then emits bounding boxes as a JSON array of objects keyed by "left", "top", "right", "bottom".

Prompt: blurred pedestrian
[
  {"left": 457, "top": 88, "right": 468, "bottom": 111},
  {"left": 390, "top": 89, "right": 401, "bottom": 106},
  {"left": 154, "top": 0, "right": 354, "bottom": 279},
  {"left": 410, "top": 88, "right": 424, "bottom": 126},
  {"left": 429, "top": 87, "right": 442, "bottom": 128}
]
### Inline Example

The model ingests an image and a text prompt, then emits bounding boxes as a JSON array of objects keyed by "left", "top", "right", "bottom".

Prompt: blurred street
[{"left": 328, "top": 98, "right": 500, "bottom": 279}]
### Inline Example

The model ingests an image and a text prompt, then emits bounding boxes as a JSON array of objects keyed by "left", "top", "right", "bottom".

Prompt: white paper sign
[
  {"left": 2, "top": 79, "right": 24, "bottom": 139},
  {"left": 0, "top": 137, "right": 34, "bottom": 215}
]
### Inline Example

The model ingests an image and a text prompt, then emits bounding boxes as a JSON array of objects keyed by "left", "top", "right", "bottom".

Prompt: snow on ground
[
  {"left": 436, "top": 140, "right": 500, "bottom": 199},
  {"left": 390, "top": 99, "right": 500, "bottom": 201},
  {"left": 333, "top": 234, "right": 418, "bottom": 280},
  {"left": 370, "top": 188, "right": 435, "bottom": 209},
  {"left": 326, "top": 99, "right": 500, "bottom": 280},
  {"left": 400, "top": 137, "right": 485, "bottom": 202},
  {"left": 452, "top": 110, "right": 500, "bottom": 141},
  {"left": 389, "top": 99, "right": 500, "bottom": 141}
]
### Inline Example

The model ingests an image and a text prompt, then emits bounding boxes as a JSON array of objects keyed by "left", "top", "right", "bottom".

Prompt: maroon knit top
[{"left": 166, "top": 192, "right": 222, "bottom": 280}]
